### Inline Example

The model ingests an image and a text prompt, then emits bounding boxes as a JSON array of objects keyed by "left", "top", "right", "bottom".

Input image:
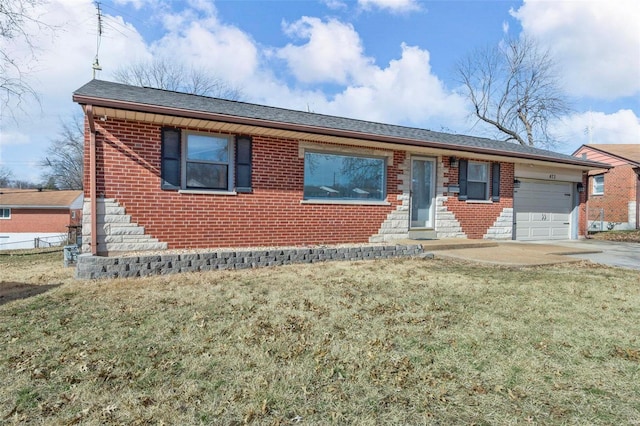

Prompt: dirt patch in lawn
[{"left": 0, "top": 282, "right": 61, "bottom": 306}]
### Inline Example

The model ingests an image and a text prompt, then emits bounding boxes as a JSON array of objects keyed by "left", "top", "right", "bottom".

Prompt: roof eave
[
  {"left": 0, "top": 205, "right": 74, "bottom": 209},
  {"left": 574, "top": 144, "right": 640, "bottom": 167},
  {"left": 72, "top": 94, "right": 609, "bottom": 170}
]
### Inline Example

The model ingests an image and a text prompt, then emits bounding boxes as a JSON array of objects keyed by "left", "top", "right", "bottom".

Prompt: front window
[
  {"left": 184, "top": 133, "right": 233, "bottom": 190},
  {"left": 303, "top": 151, "right": 386, "bottom": 201},
  {"left": 467, "top": 162, "right": 489, "bottom": 200},
  {"left": 0, "top": 208, "right": 10, "bottom": 219},
  {"left": 592, "top": 174, "right": 604, "bottom": 195}
]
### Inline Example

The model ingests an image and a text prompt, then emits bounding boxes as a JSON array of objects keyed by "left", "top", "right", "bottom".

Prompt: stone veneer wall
[
  {"left": 76, "top": 244, "right": 424, "bottom": 279},
  {"left": 370, "top": 157, "right": 411, "bottom": 242},
  {"left": 370, "top": 156, "right": 468, "bottom": 241},
  {"left": 483, "top": 207, "right": 514, "bottom": 239},
  {"left": 434, "top": 196, "right": 466, "bottom": 238},
  {"left": 82, "top": 198, "right": 167, "bottom": 254}
]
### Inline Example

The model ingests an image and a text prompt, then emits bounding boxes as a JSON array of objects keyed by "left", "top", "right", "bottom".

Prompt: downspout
[
  {"left": 584, "top": 173, "right": 591, "bottom": 239},
  {"left": 86, "top": 105, "right": 98, "bottom": 255}
]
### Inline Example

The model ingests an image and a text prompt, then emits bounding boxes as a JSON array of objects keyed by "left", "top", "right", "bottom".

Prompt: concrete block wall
[{"left": 76, "top": 244, "right": 424, "bottom": 279}]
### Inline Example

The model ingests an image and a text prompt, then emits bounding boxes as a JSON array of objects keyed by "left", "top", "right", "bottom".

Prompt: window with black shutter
[
  {"left": 491, "top": 162, "right": 501, "bottom": 201},
  {"left": 458, "top": 159, "right": 500, "bottom": 201},
  {"left": 161, "top": 128, "right": 181, "bottom": 190},
  {"left": 235, "top": 136, "right": 252, "bottom": 192},
  {"left": 458, "top": 159, "right": 468, "bottom": 201}
]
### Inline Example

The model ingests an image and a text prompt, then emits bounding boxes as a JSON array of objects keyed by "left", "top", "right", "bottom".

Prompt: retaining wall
[{"left": 76, "top": 244, "right": 424, "bottom": 279}]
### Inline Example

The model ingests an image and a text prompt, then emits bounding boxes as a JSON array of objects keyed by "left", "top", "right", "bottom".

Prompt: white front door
[{"left": 410, "top": 157, "right": 436, "bottom": 229}]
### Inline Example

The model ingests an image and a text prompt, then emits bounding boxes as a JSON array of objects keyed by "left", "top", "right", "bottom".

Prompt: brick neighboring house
[
  {"left": 73, "top": 80, "right": 607, "bottom": 256},
  {"left": 573, "top": 144, "right": 640, "bottom": 231},
  {"left": 0, "top": 189, "right": 83, "bottom": 250}
]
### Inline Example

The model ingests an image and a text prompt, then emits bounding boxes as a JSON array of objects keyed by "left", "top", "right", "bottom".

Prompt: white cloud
[
  {"left": 321, "top": 0, "right": 348, "bottom": 10},
  {"left": 327, "top": 43, "right": 467, "bottom": 128},
  {"left": 277, "top": 17, "right": 373, "bottom": 85},
  {"left": 147, "top": 6, "right": 258, "bottom": 85},
  {"left": 273, "top": 17, "right": 467, "bottom": 129},
  {"left": 552, "top": 109, "right": 640, "bottom": 154},
  {"left": 358, "top": 0, "right": 421, "bottom": 13},
  {"left": 511, "top": 0, "right": 640, "bottom": 99}
]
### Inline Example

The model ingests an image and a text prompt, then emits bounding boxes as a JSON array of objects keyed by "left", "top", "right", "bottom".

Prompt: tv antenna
[{"left": 92, "top": 1, "right": 103, "bottom": 78}]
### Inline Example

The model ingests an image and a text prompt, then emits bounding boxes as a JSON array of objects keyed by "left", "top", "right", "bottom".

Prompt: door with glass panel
[{"left": 410, "top": 157, "right": 436, "bottom": 229}]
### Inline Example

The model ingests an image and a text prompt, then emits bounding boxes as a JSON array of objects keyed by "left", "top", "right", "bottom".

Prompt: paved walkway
[{"left": 408, "top": 238, "right": 639, "bottom": 269}]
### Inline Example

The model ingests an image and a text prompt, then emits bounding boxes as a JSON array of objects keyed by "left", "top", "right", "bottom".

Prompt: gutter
[
  {"left": 72, "top": 94, "right": 610, "bottom": 170},
  {"left": 86, "top": 105, "right": 98, "bottom": 256}
]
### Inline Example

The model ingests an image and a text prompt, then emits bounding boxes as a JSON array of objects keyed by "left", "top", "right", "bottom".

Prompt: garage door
[{"left": 514, "top": 180, "right": 573, "bottom": 241}]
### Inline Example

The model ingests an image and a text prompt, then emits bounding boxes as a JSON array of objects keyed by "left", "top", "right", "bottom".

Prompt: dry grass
[
  {"left": 1, "top": 252, "right": 639, "bottom": 425},
  {"left": 589, "top": 229, "right": 640, "bottom": 243}
]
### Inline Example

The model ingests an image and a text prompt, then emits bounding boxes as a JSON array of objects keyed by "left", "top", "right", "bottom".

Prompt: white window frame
[
  {"left": 592, "top": 174, "right": 604, "bottom": 195},
  {"left": 0, "top": 208, "right": 10, "bottom": 219},
  {"left": 467, "top": 161, "right": 489, "bottom": 200},
  {"left": 181, "top": 131, "right": 235, "bottom": 192},
  {"left": 302, "top": 150, "right": 387, "bottom": 203}
]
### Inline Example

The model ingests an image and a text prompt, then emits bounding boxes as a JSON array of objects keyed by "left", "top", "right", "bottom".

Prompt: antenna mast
[{"left": 92, "top": 1, "right": 103, "bottom": 78}]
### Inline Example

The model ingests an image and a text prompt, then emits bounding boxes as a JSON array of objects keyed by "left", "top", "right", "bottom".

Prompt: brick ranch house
[
  {"left": 0, "top": 189, "right": 83, "bottom": 250},
  {"left": 73, "top": 80, "right": 607, "bottom": 256},
  {"left": 573, "top": 144, "right": 640, "bottom": 231}
]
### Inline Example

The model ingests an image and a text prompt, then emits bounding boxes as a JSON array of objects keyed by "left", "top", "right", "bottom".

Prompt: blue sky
[{"left": 1, "top": 0, "right": 638, "bottom": 183}]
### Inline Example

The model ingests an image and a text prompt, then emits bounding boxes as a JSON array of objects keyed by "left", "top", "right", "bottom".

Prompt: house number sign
[{"left": 548, "top": 174, "right": 556, "bottom": 180}]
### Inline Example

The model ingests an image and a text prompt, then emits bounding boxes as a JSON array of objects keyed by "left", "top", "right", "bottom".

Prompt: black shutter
[
  {"left": 491, "top": 162, "right": 501, "bottom": 201},
  {"left": 458, "top": 159, "right": 468, "bottom": 201},
  {"left": 161, "top": 128, "right": 181, "bottom": 190},
  {"left": 235, "top": 135, "right": 252, "bottom": 193}
]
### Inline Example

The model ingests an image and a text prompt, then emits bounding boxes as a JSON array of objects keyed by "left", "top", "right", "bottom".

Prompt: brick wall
[
  {"left": 86, "top": 118, "right": 402, "bottom": 249},
  {"left": 588, "top": 165, "right": 637, "bottom": 223},
  {"left": 0, "top": 209, "right": 72, "bottom": 233},
  {"left": 578, "top": 173, "right": 588, "bottom": 237},
  {"left": 443, "top": 159, "right": 515, "bottom": 239}
]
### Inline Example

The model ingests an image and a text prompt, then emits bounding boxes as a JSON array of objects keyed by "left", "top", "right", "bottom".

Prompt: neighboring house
[
  {"left": 73, "top": 80, "right": 607, "bottom": 256},
  {"left": 573, "top": 144, "right": 640, "bottom": 231},
  {"left": 0, "top": 189, "right": 83, "bottom": 250}
]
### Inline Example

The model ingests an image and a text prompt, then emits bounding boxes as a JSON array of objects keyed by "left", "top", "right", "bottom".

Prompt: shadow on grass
[{"left": 0, "top": 282, "right": 61, "bottom": 306}]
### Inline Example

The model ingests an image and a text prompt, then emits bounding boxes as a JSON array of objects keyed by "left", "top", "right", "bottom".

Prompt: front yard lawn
[{"left": 1, "top": 252, "right": 639, "bottom": 424}]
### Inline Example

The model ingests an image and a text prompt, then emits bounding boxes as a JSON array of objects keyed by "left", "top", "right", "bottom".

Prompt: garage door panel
[
  {"left": 514, "top": 180, "right": 573, "bottom": 241},
  {"left": 550, "top": 213, "right": 570, "bottom": 222}
]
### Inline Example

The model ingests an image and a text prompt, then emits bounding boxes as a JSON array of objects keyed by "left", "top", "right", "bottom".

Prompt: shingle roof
[
  {"left": 584, "top": 144, "right": 640, "bottom": 165},
  {"left": 0, "top": 189, "right": 83, "bottom": 208},
  {"left": 73, "top": 79, "right": 606, "bottom": 168}
]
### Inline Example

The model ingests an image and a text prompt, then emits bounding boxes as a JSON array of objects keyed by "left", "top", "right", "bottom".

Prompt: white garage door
[{"left": 514, "top": 180, "right": 573, "bottom": 241}]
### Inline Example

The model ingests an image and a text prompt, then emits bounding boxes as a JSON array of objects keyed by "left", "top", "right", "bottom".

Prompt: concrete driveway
[
  {"left": 425, "top": 239, "right": 639, "bottom": 270},
  {"left": 537, "top": 239, "right": 640, "bottom": 270}
]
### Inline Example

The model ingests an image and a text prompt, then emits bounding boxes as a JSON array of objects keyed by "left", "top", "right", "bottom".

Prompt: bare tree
[
  {"left": 1, "top": 0, "right": 53, "bottom": 110},
  {"left": 456, "top": 36, "right": 569, "bottom": 147},
  {"left": 0, "top": 166, "right": 14, "bottom": 187},
  {"left": 40, "top": 115, "right": 84, "bottom": 190},
  {"left": 113, "top": 58, "right": 243, "bottom": 100}
]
